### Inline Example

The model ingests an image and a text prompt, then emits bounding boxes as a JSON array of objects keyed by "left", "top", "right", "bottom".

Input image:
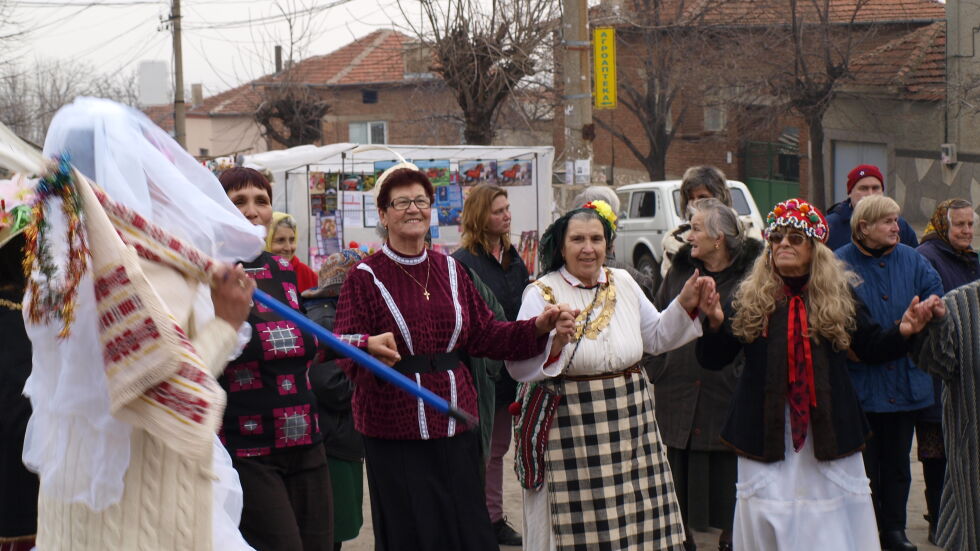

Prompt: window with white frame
[
  {"left": 704, "top": 104, "right": 726, "bottom": 132},
  {"left": 349, "top": 121, "right": 387, "bottom": 144}
]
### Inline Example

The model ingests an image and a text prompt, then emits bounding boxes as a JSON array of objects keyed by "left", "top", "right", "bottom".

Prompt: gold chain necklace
[
  {"left": 0, "top": 297, "right": 23, "bottom": 310},
  {"left": 395, "top": 258, "right": 432, "bottom": 300}
]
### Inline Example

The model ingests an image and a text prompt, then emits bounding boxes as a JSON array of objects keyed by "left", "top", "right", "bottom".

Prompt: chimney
[
  {"left": 275, "top": 45, "right": 283, "bottom": 73},
  {"left": 191, "top": 83, "right": 203, "bottom": 107}
]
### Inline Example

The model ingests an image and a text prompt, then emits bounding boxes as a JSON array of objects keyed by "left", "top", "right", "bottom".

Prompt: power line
[
  {"left": 181, "top": 0, "right": 353, "bottom": 31},
  {"left": 6, "top": 1, "right": 160, "bottom": 6}
]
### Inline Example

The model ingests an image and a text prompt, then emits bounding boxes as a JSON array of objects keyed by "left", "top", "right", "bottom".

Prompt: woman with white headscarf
[{"left": 25, "top": 97, "right": 264, "bottom": 551}]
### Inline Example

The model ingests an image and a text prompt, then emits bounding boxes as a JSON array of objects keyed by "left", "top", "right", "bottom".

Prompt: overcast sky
[{"left": 8, "top": 0, "right": 417, "bottom": 97}]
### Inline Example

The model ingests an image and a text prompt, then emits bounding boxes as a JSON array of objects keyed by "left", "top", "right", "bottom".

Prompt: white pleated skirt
[{"left": 732, "top": 409, "right": 880, "bottom": 551}]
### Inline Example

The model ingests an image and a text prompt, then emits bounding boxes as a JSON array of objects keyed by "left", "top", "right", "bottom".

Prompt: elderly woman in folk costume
[
  {"left": 332, "top": 163, "right": 573, "bottom": 551},
  {"left": 507, "top": 200, "right": 719, "bottom": 550},
  {"left": 18, "top": 97, "right": 262, "bottom": 550},
  {"left": 695, "top": 199, "right": 942, "bottom": 551}
]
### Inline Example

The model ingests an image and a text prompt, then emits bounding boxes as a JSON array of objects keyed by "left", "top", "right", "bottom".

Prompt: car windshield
[{"left": 672, "top": 187, "right": 752, "bottom": 217}]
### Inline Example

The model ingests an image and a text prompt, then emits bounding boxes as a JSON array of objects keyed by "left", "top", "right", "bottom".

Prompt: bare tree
[
  {"left": 589, "top": 0, "right": 740, "bottom": 181},
  {"left": 398, "top": 0, "right": 560, "bottom": 145},
  {"left": 251, "top": 0, "right": 331, "bottom": 148},
  {"left": 735, "top": 0, "right": 874, "bottom": 208},
  {"left": 0, "top": 59, "right": 139, "bottom": 145}
]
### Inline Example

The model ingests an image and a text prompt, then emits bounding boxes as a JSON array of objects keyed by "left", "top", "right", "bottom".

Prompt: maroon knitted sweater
[{"left": 334, "top": 245, "right": 546, "bottom": 440}]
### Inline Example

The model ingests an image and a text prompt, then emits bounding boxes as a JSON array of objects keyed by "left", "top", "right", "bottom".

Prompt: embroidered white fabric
[{"left": 23, "top": 97, "right": 263, "bottom": 531}]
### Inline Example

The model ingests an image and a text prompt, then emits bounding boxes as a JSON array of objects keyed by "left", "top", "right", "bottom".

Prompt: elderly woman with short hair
[
  {"left": 697, "top": 198, "right": 941, "bottom": 551},
  {"left": 333, "top": 165, "right": 570, "bottom": 551},
  {"left": 835, "top": 195, "right": 943, "bottom": 551},
  {"left": 652, "top": 198, "right": 763, "bottom": 551},
  {"left": 661, "top": 166, "right": 762, "bottom": 280}
]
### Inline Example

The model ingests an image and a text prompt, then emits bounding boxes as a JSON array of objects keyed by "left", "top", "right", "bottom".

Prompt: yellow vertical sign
[{"left": 593, "top": 27, "right": 617, "bottom": 109}]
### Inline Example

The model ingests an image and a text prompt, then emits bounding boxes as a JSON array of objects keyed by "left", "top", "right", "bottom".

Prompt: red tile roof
[
  {"left": 175, "top": 29, "right": 418, "bottom": 120},
  {"left": 141, "top": 104, "right": 175, "bottom": 132},
  {"left": 849, "top": 20, "right": 945, "bottom": 100},
  {"left": 187, "top": 84, "right": 262, "bottom": 117},
  {"left": 261, "top": 29, "right": 415, "bottom": 86},
  {"left": 596, "top": 0, "right": 944, "bottom": 26}
]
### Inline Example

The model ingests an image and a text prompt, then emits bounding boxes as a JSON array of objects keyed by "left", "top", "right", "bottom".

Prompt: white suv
[{"left": 613, "top": 180, "right": 765, "bottom": 288}]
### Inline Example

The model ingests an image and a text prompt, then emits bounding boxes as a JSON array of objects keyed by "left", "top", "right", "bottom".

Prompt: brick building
[
  {"left": 556, "top": 0, "right": 947, "bottom": 216},
  {"left": 145, "top": 29, "right": 550, "bottom": 159}
]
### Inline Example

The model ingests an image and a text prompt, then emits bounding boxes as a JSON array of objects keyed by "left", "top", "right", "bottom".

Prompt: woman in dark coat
[
  {"left": 0, "top": 199, "right": 38, "bottom": 551},
  {"left": 651, "top": 198, "right": 762, "bottom": 551}
]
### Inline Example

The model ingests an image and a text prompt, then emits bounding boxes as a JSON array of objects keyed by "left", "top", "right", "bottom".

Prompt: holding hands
[
  {"left": 678, "top": 269, "right": 723, "bottom": 326},
  {"left": 899, "top": 295, "right": 945, "bottom": 338},
  {"left": 536, "top": 303, "right": 580, "bottom": 360}
]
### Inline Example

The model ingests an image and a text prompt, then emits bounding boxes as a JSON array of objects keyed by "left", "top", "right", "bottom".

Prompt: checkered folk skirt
[{"left": 546, "top": 370, "right": 686, "bottom": 550}]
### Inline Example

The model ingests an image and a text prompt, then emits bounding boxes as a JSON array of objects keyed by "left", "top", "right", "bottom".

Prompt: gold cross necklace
[{"left": 395, "top": 258, "right": 431, "bottom": 300}]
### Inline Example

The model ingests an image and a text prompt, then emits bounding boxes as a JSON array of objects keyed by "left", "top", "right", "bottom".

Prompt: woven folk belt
[{"left": 562, "top": 363, "right": 642, "bottom": 382}]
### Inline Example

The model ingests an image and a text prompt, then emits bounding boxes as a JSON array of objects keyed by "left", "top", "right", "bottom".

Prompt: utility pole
[
  {"left": 560, "top": 0, "right": 593, "bottom": 209},
  {"left": 171, "top": 0, "right": 186, "bottom": 148}
]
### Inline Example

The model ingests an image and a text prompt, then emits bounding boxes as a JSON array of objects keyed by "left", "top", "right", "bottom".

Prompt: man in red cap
[{"left": 825, "top": 164, "right": 918, "bottom": 250}]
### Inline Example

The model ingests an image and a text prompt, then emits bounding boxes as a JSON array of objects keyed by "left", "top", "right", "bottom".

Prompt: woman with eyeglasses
[
  {"left": 696, "top": 199, "right": 943, "bottom": 551},
  {"left": 332, "top": 164, "right": 573, "bottom": 551},
  {"left": 835, "top": 195, "right": 943, "bottom": 551}
]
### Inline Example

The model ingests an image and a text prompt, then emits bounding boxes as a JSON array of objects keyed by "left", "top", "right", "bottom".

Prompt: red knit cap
[{"left": 846, "top": 164, "right": 884, "bottom": 194}]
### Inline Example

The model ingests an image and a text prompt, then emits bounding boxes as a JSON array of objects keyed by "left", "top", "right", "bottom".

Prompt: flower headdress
[
  {"left": 765, "top": 198, "right": 828, "bottom": 244},
  {"left": 583, "top": 199, "right": 617, "bottom": 231}
]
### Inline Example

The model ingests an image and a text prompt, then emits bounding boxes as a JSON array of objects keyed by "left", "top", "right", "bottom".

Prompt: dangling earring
[{"left": 714, "top": 242, "right": 720, "bottom": 250}]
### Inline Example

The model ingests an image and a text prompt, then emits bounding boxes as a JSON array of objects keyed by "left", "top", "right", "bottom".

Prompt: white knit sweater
[{"left": 35, "top": 261, "right": 239, "bottom": 551}]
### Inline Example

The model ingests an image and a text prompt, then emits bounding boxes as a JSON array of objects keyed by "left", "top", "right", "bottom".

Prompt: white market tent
[{"left": 245, "top": 143, "right": 555, "bottom": 265}]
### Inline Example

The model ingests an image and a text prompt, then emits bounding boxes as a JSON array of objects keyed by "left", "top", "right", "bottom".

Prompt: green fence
[
  {"left": 744, "top": 140, "right": 800, "bottom": 212},
  {"left": 745, "top": 177, "right": 800, "bottom": 213}
]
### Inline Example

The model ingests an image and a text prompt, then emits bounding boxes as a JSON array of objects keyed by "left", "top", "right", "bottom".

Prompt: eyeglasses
[
  {"left": 767, "top": 231, "right": 808, "bottom": 246},
  {"left": 389, "top": 197, "right": 431, "bottom": 210}
]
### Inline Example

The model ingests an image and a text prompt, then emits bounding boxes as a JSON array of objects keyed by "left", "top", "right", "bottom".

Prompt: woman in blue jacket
[{"left": 836, "top": 195, "right": 943, "bottom": 551}]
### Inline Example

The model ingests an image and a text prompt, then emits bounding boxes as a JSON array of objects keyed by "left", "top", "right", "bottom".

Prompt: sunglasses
[{"left": 767, "top": 231, "right": 808, "bottom": 246}]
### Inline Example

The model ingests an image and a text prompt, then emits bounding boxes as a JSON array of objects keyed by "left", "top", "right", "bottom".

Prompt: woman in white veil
[{"left": 25, "top": 97, "right": 263, "bottom": 550}]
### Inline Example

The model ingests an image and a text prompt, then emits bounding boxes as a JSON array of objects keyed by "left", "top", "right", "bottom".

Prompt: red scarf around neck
[{"left": 785, "top": 288, "right": 817, "bottom": 452}]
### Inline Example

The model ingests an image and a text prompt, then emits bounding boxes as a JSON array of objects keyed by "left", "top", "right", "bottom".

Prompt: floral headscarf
[{"left": 921, "top": 199, "right": 973, "bottom": 253}]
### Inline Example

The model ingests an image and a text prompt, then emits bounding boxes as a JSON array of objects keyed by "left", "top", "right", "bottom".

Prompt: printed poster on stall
[
  {"left": 435, "top": 184, "right": 463, "bottom": 226},
  {"left": 310, "top": 172, "right": 340, "bottom": 193},
  {"left": 459, "top": 160, "right": 497, "bottom": 186},
  {"left": 341, "top": 191, "right": 364, "bottom": 228},
  {"left": 339, "top": 173, "right": 363, "bottom": 191},
  {"left": 518, "top": 230, "right": 539, "bottom": 277},
  {"left": 496, "top": 160, "right": 533, "bottom": 186},
  {"left": 415, "top": 160, "right": 451, "bottom": 186}
]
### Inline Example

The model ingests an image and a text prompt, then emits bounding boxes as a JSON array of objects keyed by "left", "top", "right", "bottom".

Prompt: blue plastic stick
[{"left": 252, "top": 288, "right": 478, "bottom": 427}]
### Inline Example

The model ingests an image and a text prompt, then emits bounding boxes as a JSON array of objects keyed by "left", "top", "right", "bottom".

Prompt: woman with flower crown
[
  {"left": 695, "top": 198, "right": 944, "bottom": 550},
  {"left": 507, "top": 200, "right": 719, "bottom": 550}
]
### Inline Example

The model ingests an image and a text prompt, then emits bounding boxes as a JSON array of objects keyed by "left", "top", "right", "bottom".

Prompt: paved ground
[{"left": 343, "top": 444, "right": 941, "bottom": 551}]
